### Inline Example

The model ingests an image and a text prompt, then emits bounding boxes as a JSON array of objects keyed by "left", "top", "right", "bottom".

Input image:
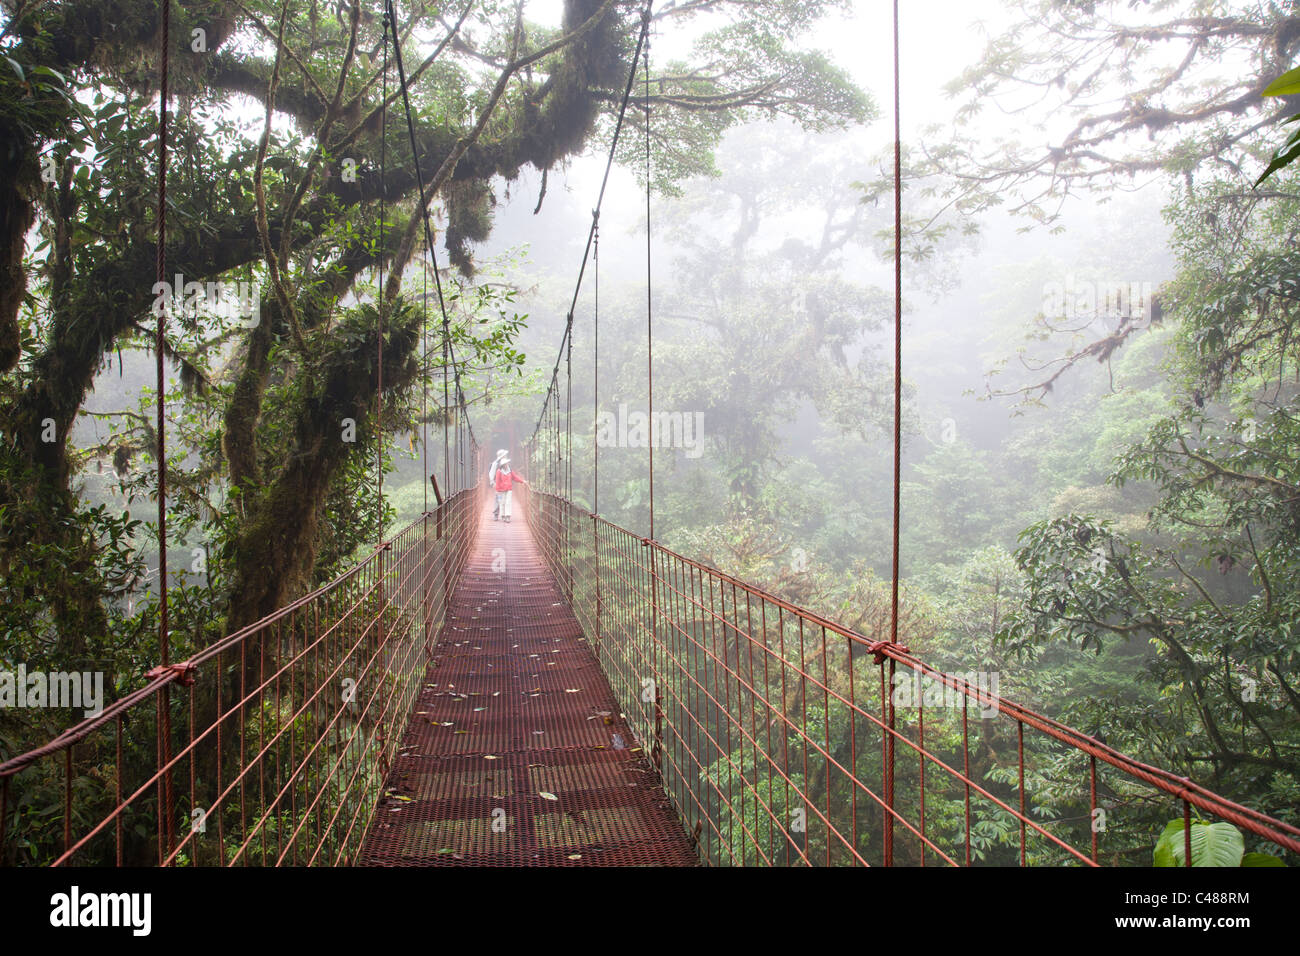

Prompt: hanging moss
[
  {"left": 444, "top": 177, "right": 496, "bottom": 276},
  {"left": 223, "top": 299, "right": 423, "bottom": 635}
]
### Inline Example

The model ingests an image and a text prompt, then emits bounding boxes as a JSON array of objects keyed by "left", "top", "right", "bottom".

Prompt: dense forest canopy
[
  {"left": 1, "top": 0, "right": 1298, "bottom": 865},
  {"left": 0, "top": 0, "right": 867, "bottom": 656}
]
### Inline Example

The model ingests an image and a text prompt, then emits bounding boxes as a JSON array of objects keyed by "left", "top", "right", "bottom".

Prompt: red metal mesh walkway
[{"left": 358, "top": 503, "right": 698, "bottom": 866}]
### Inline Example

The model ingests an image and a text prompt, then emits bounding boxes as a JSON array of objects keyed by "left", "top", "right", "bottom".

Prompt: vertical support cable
[
  {"left": 443, "top": 294, "right": 450, "bottom": 493},
  {"left": 889, "top": 4, "right": 903, "bottom": 647},
  {"left": 421, "top": 195, "right": 431, "bottom": 650},
  {"left": 641, "top": 11, "right": 662, "bottom": 787},
  {"left": 643, "top": 7, "right": 655, "bottom": 542},
  {"left": 593, "top": 218, "right": 601, "bottom": 652},
  {"left": 566, "top": 313, "right": 573, "bottom": 504},
  {"left": 565, "top": 311, "right": 574, "bottom": 597},
  {"left": 593, "top": 217, "right": 600, "bottom": 516},
  {"left": 423, "top": 221, "right": 428, "bottom": 513},
  {"left": 154, "top": 0, "right": 173, "bottom": 862},
  {"left": 378, "top": 10, "right": 388, "bottom": 553},
  {"left": 885, "top": 0, "right": 903, "bottom": 868},
  {"left": 154, "top": 0, "right": 171, "bottom": 665}
]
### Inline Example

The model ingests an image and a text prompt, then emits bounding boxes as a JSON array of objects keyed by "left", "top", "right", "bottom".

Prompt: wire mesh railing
[
  {"left": 0, "top": 488, "right": 482, "bottom": 867},
  {"left": 518, "top": 487, "right": 1300, "bottom": 867}
]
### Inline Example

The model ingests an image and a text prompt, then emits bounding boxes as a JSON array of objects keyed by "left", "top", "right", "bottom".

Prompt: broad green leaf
[
  {"left": 1241, "top": 852, "right": 1286, "bottom": 867},
  {"left": 1262, "top": 66, "right": 1300, "bottom": 97},
  {"left": 1254, "top": 134, "right": 1300, "bottom": 186},
  {"left": 1153, "top": 819, "right": 1244, "bottom": 867}
]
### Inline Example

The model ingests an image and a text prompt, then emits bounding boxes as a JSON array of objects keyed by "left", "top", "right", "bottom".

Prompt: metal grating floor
[{"left": 358, "top": 504, "right": 699, "bottom": 866}]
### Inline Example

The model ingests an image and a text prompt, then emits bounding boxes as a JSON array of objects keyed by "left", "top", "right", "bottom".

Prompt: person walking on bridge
[
  {"left": 488, "top": 449, "right": 508, "bottom": 519},
  {"left": 492, "top": 455, "right": 527, "bottom": 522}
]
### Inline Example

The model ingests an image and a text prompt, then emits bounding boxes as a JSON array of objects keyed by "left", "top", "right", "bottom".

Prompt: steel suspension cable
[
  {"left": 529, "top": 0, "right": 654, "bottom": 448},
  {"left": 384, "top": 0, "right": 473, "bottom": 495}
]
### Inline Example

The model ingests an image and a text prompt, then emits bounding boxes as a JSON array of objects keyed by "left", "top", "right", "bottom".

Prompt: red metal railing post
[
  {"left": 653, "top": 686, "right": 664, "bottom": 771},
  {"left": 1090, "top": 754, "right": 1099, "bottom": 864},
  {"left": 64, "top": 746, "right": 73, "bottom": 862},
  {"left": 1017, "top": 719, "right": 1025, "bottom": 867},
  {"left": 593, "top": 514, "right": 601, "bottom": 660},
  {"left": 424, "top": 511, "right": 436, "bottom": 660},
  {"left": 884, "top": 657, "right": 896, "bottom": 866},
  {"left": 0, "top": 775, "right": 8, "bottom": 864},
  {"left": 155, "top": 695, "right": 165, "bottom": 865}
]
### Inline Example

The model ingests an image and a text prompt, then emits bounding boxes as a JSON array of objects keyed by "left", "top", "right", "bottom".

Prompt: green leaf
[
  {"left": 28, "top": 66, "right": 67, "bottom": 86},
  {"left": 1254, "top": 127, "right": 1300, "bottom": 186},
  {"left": 1153, "top": 819, "right": 1245, "bottom": 867},
  {"left": 1262, "top": 66, "right": 1300, "bottom": 97},
  {"left": 1241, "top": 852, "right": 1286, "bottom": 867}
]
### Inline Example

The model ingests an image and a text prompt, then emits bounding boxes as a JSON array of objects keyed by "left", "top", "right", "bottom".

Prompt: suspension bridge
[{"left": 2, "top": 1, "right": 1299, "bottom": 868}]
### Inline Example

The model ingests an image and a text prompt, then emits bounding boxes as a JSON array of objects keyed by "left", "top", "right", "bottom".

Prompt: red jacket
[{"left": 494, "top": 468, "right": 526, "bottom": 492}]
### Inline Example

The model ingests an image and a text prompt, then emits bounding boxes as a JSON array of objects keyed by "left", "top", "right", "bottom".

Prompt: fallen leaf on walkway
[{"left": 539, "top": 791, "right": 558, "bottom": 801}]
